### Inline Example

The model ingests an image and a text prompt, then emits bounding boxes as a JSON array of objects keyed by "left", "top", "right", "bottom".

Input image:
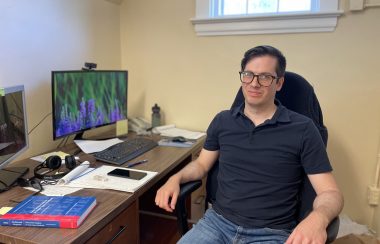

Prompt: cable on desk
[{"left": 28, "top": 112, "right": 52, "bottom": 135}]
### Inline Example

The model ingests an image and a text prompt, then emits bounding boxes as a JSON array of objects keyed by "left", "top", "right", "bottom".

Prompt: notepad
[
  {"left": 30, "top": 151, "right": 70, "bottom": 162},
  {"left": 65, "top": 166, "right": 158, "bottom": 193},
  {"left": 153, "top": 125, "right": 205, "bottom": 140},
  {"left": 158, "top": 138, "right": 194, "bottom": 148},
  {"left": 74, "top": 138, "right": 123, "bottom": 153},
  {"left": 0, "top": 207, "right": 13, "bottom": 215}
]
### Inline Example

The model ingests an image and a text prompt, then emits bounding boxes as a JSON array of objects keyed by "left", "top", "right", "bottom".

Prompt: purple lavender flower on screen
[
  {"left": 109, "top": 110, "right": 116, "bottom": 122},
  {"left": 57, "top": 105, "right": 70, "bottom": 136},
  {"left": 96, "top": 107, "right": 104, "bottom": 126},
  {"left": 108, "top": 99, "right": 125, "bottom": 122},
  {"left": 80, "top": 98, "right": 86, "bottom": 119},
  {"left": 61, "top": 117, "right": 71, "bottom": 135},
  {"left": 87, "top": 99, "right": 95, "bottom": 114},
  {"left": 77, "top": 111, "right": 84, "bottom": 129},
  {"left": 114, "top": 103, "right": 120, "bottom": 120},
  {"left": 85, "top": 99, "right": 96, "bottom": 127},
  {"left": 88, "top": 115, "right": 96, "bottom": 128},
  {"left": 85, "top": 118, "right": 91, "bottom": 128},
  {"left": 71, "top": 112, "right": 81, "bottom": 131}
]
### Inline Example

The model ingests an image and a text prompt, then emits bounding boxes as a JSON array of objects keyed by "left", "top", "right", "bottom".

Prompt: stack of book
[{"left": 0, "top": 196, "right": 96, "bottom": 228}]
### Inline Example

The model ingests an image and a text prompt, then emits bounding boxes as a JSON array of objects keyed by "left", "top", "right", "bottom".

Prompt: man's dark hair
[{"left": 241, "top": 45, "right": 286, "bottom": 77}]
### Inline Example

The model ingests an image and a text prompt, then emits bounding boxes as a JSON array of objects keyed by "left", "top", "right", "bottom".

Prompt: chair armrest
[
  {"left": 179, "top": 180, "right": 202, "bottom": 200},
  {"left": 175, "top": 180, "right": 202, "bottom": 236},
  {"left": 326, "top": 216, "right": 339, "bottom": 243}
]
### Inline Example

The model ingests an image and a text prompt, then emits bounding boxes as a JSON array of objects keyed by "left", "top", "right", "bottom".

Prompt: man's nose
[{"left": 249, "top": 76, "right": 260, "bottom": 88}]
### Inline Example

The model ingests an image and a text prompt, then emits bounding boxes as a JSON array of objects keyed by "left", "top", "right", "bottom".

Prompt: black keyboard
[{"left": 94, "top": 137, "right": 158, "bottom": 165}]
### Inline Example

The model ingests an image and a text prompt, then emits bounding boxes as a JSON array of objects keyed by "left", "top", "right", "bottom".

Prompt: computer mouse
[{"left": 172, "top": 136, "right": 187, "bottom": 143}]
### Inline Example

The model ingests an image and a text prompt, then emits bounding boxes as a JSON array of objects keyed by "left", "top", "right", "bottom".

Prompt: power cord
[
  {"left": 56, "top": 137, "right": 65, "bottom": 148},
  {"left": 26, "top": 111, "right": 69, "bottom": 149},
  {"left": 28, "top": 112, "right": 52, "bottom": 135},
  {"left": 62, "top": 136, "right": 69, "bottom": 147},
  {"left": 56, "top": 136, "right": 69, "bottom": 149}
]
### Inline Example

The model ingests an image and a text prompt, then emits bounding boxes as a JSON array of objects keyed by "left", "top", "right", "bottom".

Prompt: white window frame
[
  {"left": 191, "top": 0, "right": 343, "bottom": 36},
  {"left": 211, "top": 0, "right": 320, "bottom": 17}
]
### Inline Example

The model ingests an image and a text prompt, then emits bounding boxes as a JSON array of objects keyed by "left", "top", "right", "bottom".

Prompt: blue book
[{"left": 0, "top": 196, "right": 96, "bottom": 228}]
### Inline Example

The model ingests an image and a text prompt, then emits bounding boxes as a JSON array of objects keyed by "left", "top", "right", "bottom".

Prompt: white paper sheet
[
  {"left": 74, "top": 138, "right": 123, "bottom": 153},
  {"left": 24, "top": 185, "right": 83, "bottom": 196},
  {"left": 65, "top": 165, "right": 158, "bottom": 193},
  {"left": 30, "top": 151, "right": 70, "bottom": 162},
  {"left": 153, "top": 124, "right": 205, "bottom": 140},
  {"left": 57, "top": 161, "right": 90, "bottom": 185}
]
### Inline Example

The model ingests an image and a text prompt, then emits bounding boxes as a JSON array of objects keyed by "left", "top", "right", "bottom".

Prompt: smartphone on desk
[{"left": 107, "top": 168, "right": 147, "bottom": 180}]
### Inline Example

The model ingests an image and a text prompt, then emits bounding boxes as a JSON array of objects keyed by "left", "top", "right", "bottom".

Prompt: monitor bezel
[
  {"left": 51, "top": 70, "right": 128, "bottom": 140},
  {"left": 0, "top": 85, "right": 29, "bottom": 170}
]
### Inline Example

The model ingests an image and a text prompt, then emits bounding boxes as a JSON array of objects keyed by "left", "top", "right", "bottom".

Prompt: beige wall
[
  {"left": 0, "top": 0, "right": 121, "bottom": 158},
  {"left": 1, "top": 0, "right": 379, "bottom": 235},
  {"left": 120, "top": 0, "right": 380, "bottom": 233}
]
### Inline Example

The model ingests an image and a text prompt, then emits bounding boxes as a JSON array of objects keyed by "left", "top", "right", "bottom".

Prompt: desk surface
[{"left": 0, "top": 134, "right": 205, "bottom": 244}]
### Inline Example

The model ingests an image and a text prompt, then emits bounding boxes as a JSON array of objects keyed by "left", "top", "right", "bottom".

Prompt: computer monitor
[
  {"left": 52, "top": 70, "right": 128, "bottom": 140},
  {"left": 0, "top": 85, "right": 29, "bottom": 192}
]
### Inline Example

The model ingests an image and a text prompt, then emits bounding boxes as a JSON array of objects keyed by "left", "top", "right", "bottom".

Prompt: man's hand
[
  {"left": 285, "top": 211, "right": 328, "bottom": 244},
  {"left": 155, "top": 175, "right": 180, "bottom": 212},
  {"left": 154, "top": 149, "right": 219, "bottom": 213},
  {"left": 286, "top": 172, "right": 343, "bottom": 244}
]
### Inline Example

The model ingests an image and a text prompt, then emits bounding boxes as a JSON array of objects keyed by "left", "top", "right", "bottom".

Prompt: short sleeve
[
  {"left": 203, "top": 113, "right": 221, "bottom": 151},
  {"left": 300, "top": 120, "right": 332, "bottom": 174}
]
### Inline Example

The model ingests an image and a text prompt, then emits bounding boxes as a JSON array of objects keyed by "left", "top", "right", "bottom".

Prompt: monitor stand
[
  {"left": 74, "top": 132, "right": 85, "bottom": 140},
  {"left": 74, "top": 131, "right": 120, "bottom": 141},
  {"left": 0, "top": 167, "right": 29, "bottom": 192}
]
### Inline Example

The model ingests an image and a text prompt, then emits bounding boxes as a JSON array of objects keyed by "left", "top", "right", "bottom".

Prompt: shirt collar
[{"left": 231, "top": 99, "right": 291, "bottom": 123}]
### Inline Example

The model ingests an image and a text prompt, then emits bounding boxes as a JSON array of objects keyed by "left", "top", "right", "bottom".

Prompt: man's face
[{"left": 241, "top": 55, "right": 284, "bottom": 108}]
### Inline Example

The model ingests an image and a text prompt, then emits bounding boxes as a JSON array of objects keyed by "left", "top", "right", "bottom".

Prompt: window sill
[{"left": 191, "top": 11, "right": 344, "bottom": 36}]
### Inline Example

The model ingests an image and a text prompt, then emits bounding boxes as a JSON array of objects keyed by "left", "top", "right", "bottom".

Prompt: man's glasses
[
  {"left": 239, "top": 71, "right": 279, "bottom": 87},
  {"left": 17, "top": 178, "right": 44, "bottom": 195},
  {"left": 30, "top": 179, "right": 43, "bottom": 194},
  {"left": 11, "top": 178, "right": 44, "bottom": 203}
]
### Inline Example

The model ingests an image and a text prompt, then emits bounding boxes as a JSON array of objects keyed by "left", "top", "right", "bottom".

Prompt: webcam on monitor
[{"left": 82, "top": 62, "right": 97, "bottom": 71}]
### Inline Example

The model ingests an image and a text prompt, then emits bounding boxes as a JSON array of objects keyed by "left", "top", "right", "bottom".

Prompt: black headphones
[{"left": 34, "top": 155, "right": 77, "bottom": 180}]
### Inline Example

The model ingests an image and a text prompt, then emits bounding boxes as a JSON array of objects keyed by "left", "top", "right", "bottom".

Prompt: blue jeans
[{"left": 178, "top": 209, "right": 291, "bottom": 244}]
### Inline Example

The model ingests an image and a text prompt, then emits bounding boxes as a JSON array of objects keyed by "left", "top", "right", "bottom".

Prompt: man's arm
[
  {"left": 155, "top": 149, "right": 219, "bottom": 212},
  {"left": 286, "top": 172, "right": 344, "bottom": 244}
]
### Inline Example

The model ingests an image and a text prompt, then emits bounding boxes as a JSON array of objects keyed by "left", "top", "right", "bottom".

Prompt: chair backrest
[{"left": 206, "top": 71, "right": 328, "bottom": 222}]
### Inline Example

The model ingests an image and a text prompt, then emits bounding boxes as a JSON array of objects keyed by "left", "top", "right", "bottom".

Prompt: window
[
  {"left": 212, "top": 0, "right": 318, "bottom": 16},
  {"left": 191, "top": 0, "right": 343, "bottom": 36}
]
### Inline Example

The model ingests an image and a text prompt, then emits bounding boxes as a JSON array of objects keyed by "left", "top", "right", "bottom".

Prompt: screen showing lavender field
[{"left": 52, "top": 71, "right": 127, "bottom": 139}]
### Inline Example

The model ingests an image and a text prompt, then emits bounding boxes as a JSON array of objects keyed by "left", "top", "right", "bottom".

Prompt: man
[{"left": 155, "top": 45, "right": 343, "bottom": 244}]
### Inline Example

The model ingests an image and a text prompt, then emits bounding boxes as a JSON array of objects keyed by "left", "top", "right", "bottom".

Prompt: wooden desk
[{"left": 0, "top": 135, "right": 205, "bottom": 244}]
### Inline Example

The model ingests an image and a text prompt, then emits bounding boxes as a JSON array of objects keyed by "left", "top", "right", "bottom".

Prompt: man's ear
[{"left": 276, "top": 77, "right": 284, "bottom": 91}]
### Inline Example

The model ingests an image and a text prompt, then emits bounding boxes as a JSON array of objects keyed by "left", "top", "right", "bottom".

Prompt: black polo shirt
[{"left": 204, "top": 101, "right": 332, "bottom": 230}]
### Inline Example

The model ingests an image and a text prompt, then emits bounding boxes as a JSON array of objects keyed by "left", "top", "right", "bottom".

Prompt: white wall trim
[
  {"left": 350, "top": 0, "right": 380, "bottom": 10},
  {"left": 366, "top": 0, "right": 380, "bottom": 6},
  {"left": 192, "top": 0, "right": 343, "bottom": 36},
  {"left": 191, "top": 11, "right": 343, "bottom": 36}
]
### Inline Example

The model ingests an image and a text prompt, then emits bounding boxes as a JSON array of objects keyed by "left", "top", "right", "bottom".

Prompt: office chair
[{"left": 174, "top": 71, "right": 339, "bottom": 243}]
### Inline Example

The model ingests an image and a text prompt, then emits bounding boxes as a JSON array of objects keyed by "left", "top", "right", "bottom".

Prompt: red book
[{"left": 0, "top": 196, "right": 96, "bottom": 228}]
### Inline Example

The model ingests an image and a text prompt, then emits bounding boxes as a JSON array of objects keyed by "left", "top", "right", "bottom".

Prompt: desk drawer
[{"left": 86, "top": 200, "right": 139, "bottom": 244}]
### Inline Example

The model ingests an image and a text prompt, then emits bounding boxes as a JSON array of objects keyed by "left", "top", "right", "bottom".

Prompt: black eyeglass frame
[
  {"left": 239, "top": 71, "right": 280, "bottom": 87},
  {"left": 17, "top": 177, "right": 43, "bottom": 193},
  {"left": 10, "top": 178, "right": 44, "bottom": 203},
  {"left": 29, "top": 179, "right": 43, "bottom": 193}
]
